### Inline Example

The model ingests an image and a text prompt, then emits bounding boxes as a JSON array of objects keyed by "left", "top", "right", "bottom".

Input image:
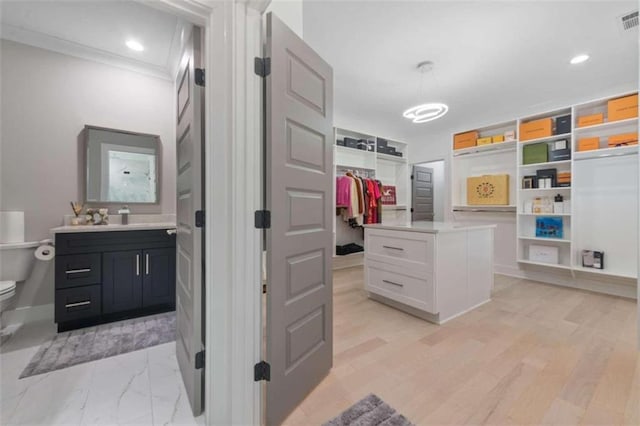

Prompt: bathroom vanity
[
  {"left": 363, "top": 221, "right": 496, "bottom": 324},
  {"left": 52, "top": 224, "right": 176, "bottom": 331}
]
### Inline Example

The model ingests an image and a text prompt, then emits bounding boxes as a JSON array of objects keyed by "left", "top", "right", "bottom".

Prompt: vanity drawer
[
  {"left": 55, "top": 285, "right": 102, "bottom": 323},
  {"left": 367, "top": 230, "right": 434, "bottom": 266},
  {"left": 365, "top": 262, "right": 435, "bottom": 313},
  {"left": 55, "top": 254, "right": 101, "bottom": 289}
]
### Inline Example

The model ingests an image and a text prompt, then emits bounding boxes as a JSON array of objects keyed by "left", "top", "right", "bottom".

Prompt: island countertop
[{"left": 363, "top": 220, "right": 497, "bottom": 234}]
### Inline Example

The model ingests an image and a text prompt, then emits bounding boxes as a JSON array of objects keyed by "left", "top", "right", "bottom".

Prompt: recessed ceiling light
[
  {"left": 403, "top": 103, "right": 449, "bottom": 124},
  {"left": 570, "top": 54, "right": 589, "bottom": 65},
  {"left": 126, "top": 40, "right": 144, "bottom": 52}
]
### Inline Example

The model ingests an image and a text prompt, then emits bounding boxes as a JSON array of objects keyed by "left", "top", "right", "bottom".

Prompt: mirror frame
[{"left": 83, "top": 125, "right": 162, "bottom": 206}]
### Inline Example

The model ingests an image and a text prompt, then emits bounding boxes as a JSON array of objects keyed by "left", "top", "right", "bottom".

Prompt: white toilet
[{"left": 0, "top": 212, "right": 42, "bottom": 327}]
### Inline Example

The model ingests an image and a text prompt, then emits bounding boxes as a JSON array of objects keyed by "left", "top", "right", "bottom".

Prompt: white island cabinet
[{"left": 363, "top": 221, "right": 496, "bottom": 324}]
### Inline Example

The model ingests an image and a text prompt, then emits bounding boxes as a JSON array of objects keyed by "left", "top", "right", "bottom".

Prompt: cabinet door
[
  {"left": 142, "top": 248, "right": 176, "bottom": 308},
  {"left": 103, "top": 250, "right": 143, "bottom": 314}
]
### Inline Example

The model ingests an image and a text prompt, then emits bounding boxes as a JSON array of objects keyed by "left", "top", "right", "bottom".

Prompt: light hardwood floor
[{"left": 284, "top": 267, "right": 639, "bottom": 425}]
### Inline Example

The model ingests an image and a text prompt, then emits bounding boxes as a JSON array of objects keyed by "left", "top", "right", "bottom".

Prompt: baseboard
[
  {"left": 2, "top": 303, "right": 54, "bottom": 327},
  {"left": 495, "top": 264, "right": 637, "bottom": 299}
]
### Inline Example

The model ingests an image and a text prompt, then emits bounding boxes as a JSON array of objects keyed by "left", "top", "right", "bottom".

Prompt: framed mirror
[{"left": 85, "top": 125, "right": 161, "bottom": 204}]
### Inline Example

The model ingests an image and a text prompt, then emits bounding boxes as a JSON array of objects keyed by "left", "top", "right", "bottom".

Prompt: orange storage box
[
  {"left": 492, "top": 135, "right": 505, "bottom": 143},
  {"left": 608, "top": 132, "right": 638, "bottom": 147},
  {"left": 453, "top": 131, "right": 478, "bottom": 150},
  {"left": 520, "top": 118, "right": 553, "bottom": 141},
  {"left": 577, "top": 113, "right": 604, "bottom": 128},
  {"left": 578, "top": 137, "right": 600, "bottom": 152},
  {"left": 608, "top": 94, "right": 638, "bottom": 122}
]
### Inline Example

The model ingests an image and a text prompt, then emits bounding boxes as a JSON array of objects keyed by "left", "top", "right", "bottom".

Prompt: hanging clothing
[{"left": 336, "top": 176, "right": 351, "bottom": 208}]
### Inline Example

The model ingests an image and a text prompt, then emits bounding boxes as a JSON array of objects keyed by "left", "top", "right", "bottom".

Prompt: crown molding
[{"left": 1, "top": 23, "right": 172, "bottom": 81}]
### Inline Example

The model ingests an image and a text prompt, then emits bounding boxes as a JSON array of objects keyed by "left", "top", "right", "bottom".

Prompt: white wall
[
  {"left": 266, "top": 0, "right": 303, "bottom": 38},
  {"left": 0, "top": 40, "right": 175, "bottom": 314},
  {"left": 415, "top": 160, "right": 445, "bottom": 222}
]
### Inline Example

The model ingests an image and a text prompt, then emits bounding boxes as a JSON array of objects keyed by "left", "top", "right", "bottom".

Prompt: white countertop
[
  {"left": 363, "top": 221, "right": 497, "bottom": 234},
  {"left": 51, "top": 222, "right": 176, "bottom": 234}
]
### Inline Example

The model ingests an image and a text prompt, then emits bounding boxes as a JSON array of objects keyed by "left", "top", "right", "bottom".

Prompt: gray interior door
[
  {"left": 265, "top": 12, "right": 334, "bottom": 426},
  {"left": 175, "top": 26, "right": 204, "bottom": 416},
  {"left": 412, "top": 165, "right": 434, "bottom": 221}
]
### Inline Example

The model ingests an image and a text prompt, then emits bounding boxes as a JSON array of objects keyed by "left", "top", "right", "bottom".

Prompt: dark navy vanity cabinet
[{"left": 54, "top": 229, "right": 176, "bottom": 331}]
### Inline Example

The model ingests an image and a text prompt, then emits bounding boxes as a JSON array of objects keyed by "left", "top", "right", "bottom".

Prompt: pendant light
[{"left": 403, "top": 61, "right": 449, "bottom": 124}]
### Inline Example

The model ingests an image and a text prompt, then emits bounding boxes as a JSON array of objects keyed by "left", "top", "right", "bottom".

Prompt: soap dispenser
[{"left": 118, "top": 205, "right": 131, "bottom": 225}]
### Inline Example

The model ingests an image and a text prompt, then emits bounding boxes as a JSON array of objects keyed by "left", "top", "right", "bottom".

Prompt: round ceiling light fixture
[
  {"left": 403, "top": 103, "right": 449, "bottom": 123},
  {"left": 570, "top": 54, "right": 589, "bottom": 65},
  {"left": 403, "top": 61, "right": 449, "bottom": 124},
  {"left": 126, "top": 39, "right": 145, "bottom": 52}
]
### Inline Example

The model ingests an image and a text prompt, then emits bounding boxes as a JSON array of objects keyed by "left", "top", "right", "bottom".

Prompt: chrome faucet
[{"left": 118, "top": 205, "right": 131, "bottom": 225}]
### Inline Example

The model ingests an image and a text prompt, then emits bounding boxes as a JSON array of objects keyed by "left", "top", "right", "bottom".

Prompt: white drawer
[
  {"left": 367, "top": 230, "right": 434, "bottom": 266},
  {"left": 365, "top": 262, "right": 436, "bottom": 313}
]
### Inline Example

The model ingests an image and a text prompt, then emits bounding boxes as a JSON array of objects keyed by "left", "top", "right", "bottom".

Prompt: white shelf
[
  {"left": 572, "top": 266, "right": 636, "bottom": 280},
  {"left": 453, "top": 140, "right": 517, "bottom": 157},
  {"left": 520, "top": 187, "right": 571, "bottom": 191},
  {"left": 517, "top": 259, "right": 572, "bottom": 270},
  {"left": 453, "top": 205, "right": 517, "bottom": 213},
  {"left": 573, "top": 145, "right": 638, "bottom": 161},
  {"left": 519, "top": 133, "right": 572, "bottom": 146},
  {"left": 574, "top": 118, "right": 638, "bottom": 133},
  {"left": 376, "top": 153, "right": 407, "bottom": 163},
  {"left": 382, "top": 204, "right": 407, "bottom": 211},
  {"left": 518, "top": 213, "right": 571, "bottom": 217},
  {"left": 335, "top": 145, "right": 375, "bottom": 156},
  {"left": 518, "top": 236, "right": 571, "bottom": 243},
  {"left": 519, "top": 160, "right": 571, "bottom": 169}
]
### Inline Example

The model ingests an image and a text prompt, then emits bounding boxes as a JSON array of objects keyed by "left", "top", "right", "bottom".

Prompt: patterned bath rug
[
  {"left": 323, "top": 393, "right": 415, "bottom": 426},
  {"left": 20, "top": 311, "right": 175, "bottom": 378}
]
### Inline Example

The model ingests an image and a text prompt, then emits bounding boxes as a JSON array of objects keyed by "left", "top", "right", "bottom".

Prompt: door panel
[
  {"left": 102, "top": 250, "right": 142, "bottom": 314},
  {"left": 266, "top": 13, "right": 334, "bottom": 426},
  {"left": 142, "top": 248, "right": 176, "bottom": 308},
  {"left": 412, "top": 165, "right": 434, "bottom": 221},
  {"left": 175, "top": 26, "right": 204, "bottom": 416}
]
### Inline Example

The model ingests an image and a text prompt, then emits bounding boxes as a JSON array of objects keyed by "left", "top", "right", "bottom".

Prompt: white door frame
[{"left": 141, "top": 1, "right": 267, "bottom": 424}]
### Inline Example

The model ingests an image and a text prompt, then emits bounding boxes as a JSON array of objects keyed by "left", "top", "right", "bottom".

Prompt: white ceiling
[
  {"left": 303, "top": 1, "right": 639, "bottom": 143},
  {"left": 0, "top": 1, "right": 190, "bottom": 79}
]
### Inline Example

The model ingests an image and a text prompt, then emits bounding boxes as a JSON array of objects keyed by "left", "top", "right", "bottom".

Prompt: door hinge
[
  {"left": 195, "top": 350, "right": 205, "bottom": 369},
  {"left": 195, "top": 68, "right": 205, "bottom": 86},
  {"left": 254, "top": 210, "right": 271, "bottom": 229},
  {"left": 411, "top": 208, "right": 414, "bottom": 213},
  {"left": 410, "top": 175, "right": 414, "bottom": 180},
  {"left": 262, "top": 283, "right": 267, "bottom": 294},
  {"left": 254, "top": 361, "right": 271, "bottom": 381},
  {"left": 195, "top": 210, "right": 205, "bottom": 228},
  {"left": 254, "top": 57, "right": 271, "bottom": 77}
]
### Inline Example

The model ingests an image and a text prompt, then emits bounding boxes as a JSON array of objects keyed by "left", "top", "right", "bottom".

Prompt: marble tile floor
[{"left": 1, "top": 320, "right": 203, "bottom": 426}]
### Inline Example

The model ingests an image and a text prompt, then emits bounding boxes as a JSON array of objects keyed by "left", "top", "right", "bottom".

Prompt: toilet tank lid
[{"left": 0, "top": 241, "right": 40, "bottom": 250}]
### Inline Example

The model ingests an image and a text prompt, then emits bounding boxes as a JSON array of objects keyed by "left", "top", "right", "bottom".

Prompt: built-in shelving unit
[
  {"left": 333, "top": 127, "right": 410, "bottom": 269},
  {"left": 451, "top": 91, "right": 638, "bottom": 281}
]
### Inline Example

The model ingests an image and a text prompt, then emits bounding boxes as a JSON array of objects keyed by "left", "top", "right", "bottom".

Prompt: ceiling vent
[{"left": 618, "top": 10, "right": 639, "bottom": 31}]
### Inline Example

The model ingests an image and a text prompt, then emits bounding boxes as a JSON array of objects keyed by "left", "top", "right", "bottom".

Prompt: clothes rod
[
  {"left": 574, "top": 150, "right": 638, "bottom": 161},
  {"left": 453, "top": 147, "right": 517, "bottom": 158}
]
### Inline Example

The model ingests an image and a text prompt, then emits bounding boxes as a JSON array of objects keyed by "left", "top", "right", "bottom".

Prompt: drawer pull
[
  {"left": 65, "top": 300, "right": 91, "bottom": 308},
  {"left": 136, "top": 254, "right": 140, "bottom": 276},
  {"left": 66, "top": 268, "right": 91, "bottom": 274},
  {"left": 146, "top": 253, "right": 150, "bottom": 275},
  {"left": 167, "top": 229, "right": 177, "bottom": 235},
  {"left": 382, "top": 245, "right": 404, "bottom": 251},
  {"left": 382, "top": 279, "right": 404, "bottom": 287}
]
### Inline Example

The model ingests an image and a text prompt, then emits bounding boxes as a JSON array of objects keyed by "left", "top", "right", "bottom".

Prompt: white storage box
[{"left": 529, "top": 245, "right": 559, "bottom": 264}]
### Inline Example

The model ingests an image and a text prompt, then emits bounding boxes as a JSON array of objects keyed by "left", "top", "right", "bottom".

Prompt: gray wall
[{"left": 0, "top": 40, "right": 175, "bottom": 312}]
